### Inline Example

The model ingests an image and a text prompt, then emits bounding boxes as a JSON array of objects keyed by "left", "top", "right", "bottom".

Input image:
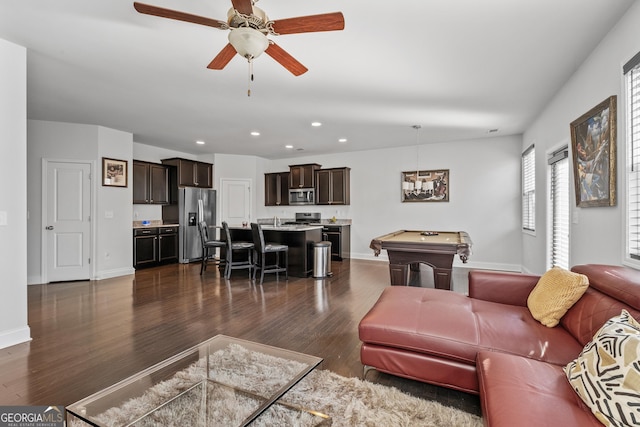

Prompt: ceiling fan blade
[
  {"left": 207, "top": 43, "right": 237, "bottom": 70},
  {"left": 133, "top": 2, "right": 227, "bottom": 29},
  {"left": 271, "top": 12, "right": 344, "bottom": 35},
  {"left": 230, "top": 0, "right": 254, "bottom": 16},
  {"left": 265, "top": 43, "right": 308, "bottom": 76}
]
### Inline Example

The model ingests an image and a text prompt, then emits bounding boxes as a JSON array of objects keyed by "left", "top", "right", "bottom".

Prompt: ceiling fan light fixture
[{"left": 228, "top": 27, "right": 269, "bottom": 59}]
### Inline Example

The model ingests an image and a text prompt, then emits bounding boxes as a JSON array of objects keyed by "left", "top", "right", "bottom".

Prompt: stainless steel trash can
[{"left": 313, "top": 241, "right": 332, "bottom": 278}]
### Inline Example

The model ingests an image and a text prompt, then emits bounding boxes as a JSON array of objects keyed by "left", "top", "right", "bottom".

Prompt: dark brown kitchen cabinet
[
  {"left": 133, "top": 228, "right": 158, "bottom": 269},
  {"left": 133, "top": 226, "right": 178, "bottom": 269},
  {"left": 265, "top": 172, "right": 290, "bottom": 206},
  {"left": 316, "top": 167, "right": 350, "bottom": 205},
  {"left": 162, "top": 158, "right": 212, "bottom": 188},
  {"left": 157, "top": 226, "right": 178, "bottom": 264},
  {"left": 289, "top": 163, "right": 321, "bottom": 188},
  {"left": 133, "top": 161, "right": 170, "bottom": 204}
]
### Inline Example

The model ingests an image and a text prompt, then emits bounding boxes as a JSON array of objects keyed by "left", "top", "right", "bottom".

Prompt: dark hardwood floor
[{"left": 0, "top": 259, "right": 480, "bottom": 416}]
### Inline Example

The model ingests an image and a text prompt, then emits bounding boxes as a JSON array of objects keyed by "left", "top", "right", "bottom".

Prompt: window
[
  {"left": 626, "top": 51, "right": 640, "bottom": 262},
  {"left": 548, "top": 147, "right": 569, "bottom": 269},
  {"left": 522, "top": 145, "right": 536, "bottom": 232}
]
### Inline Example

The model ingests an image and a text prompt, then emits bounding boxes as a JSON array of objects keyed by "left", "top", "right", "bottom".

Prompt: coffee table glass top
[{"left": 66, "top": 335, "right": 328, "bottom": 426}]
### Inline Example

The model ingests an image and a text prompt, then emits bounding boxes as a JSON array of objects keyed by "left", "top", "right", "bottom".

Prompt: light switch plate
[{"left": 0, "top": 211, "right": 7, "bottom": 226}]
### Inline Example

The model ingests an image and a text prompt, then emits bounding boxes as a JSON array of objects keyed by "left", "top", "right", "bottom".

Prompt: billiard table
[{"left": 370, "top": 230, "right": 472, "bottom": 290}]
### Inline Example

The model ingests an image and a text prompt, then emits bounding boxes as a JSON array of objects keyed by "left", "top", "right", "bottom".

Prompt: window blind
[
  {"left": 522, "top": 145, "right": 535, "bottom": 231},
  {"left": 627, "top": 54, "right": 640, "bottom": 260},
  {"left": 549, "top": 148, "right": 569, "bottom": 269}
]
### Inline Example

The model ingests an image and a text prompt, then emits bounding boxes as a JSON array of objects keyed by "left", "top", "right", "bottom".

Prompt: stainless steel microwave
[{"left": 289, "top": 188, "right": 315, "bottom": 205}]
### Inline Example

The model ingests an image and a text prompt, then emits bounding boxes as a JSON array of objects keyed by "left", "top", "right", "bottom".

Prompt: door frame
[{"left": 41, "top": 158, "right": 96, "bottom": 283}]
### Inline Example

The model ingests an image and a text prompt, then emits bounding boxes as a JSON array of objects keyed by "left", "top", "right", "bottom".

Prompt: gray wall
[{"left": 0, "top": 39, "right": 30, "bottom": 348}]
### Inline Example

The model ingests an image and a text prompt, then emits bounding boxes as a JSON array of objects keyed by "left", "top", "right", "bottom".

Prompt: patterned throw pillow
[
  {"left": 564, "top": 310, "right": 640, "bottom": 427},
  {"left": 527, "top": 267, "right": 589, "bottom": 327}
]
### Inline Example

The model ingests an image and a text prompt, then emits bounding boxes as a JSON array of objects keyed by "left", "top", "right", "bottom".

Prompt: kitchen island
[{"left": 227, "top": 225, "right": 323, "bottom": 278}]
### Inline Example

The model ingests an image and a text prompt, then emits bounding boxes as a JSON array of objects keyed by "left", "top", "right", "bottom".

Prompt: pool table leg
[
  {"left": 388, "top": 263, "right": 409, "bottom": 286},
  {"left": 433, "top": 269, "right": 452, "bottom": 290}
]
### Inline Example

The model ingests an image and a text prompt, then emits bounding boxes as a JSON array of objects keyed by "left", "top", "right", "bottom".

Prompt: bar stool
[
  {"left": 198, "top": 221, "right": 225, "bottom": 275},
  {"left": 221, "top": 221, "right": 254, "bottom": 279},
  {"left": 251, "top": 223, "right": 288, "bottom": 283}
]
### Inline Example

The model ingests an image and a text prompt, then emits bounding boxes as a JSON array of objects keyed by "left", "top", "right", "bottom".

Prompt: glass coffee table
[{"left": 66, "top": 335, "right": 330, "bottom": 426}]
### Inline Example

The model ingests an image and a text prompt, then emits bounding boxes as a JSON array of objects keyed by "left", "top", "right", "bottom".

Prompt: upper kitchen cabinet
[
  {"left": 162, "top": 158, "right": 212, "bottom": 188},
  {"left": 133, "top": 160, "right": 170, "bottom": 204},
  {"left": 265, "top": 172, "right": 290, "bottom": 206},
  {"left": 289, "top": 163, "right": 321, "bottom": 188},
  {"left": 316, "top": 167, "right": 350, "bottom": 205}
]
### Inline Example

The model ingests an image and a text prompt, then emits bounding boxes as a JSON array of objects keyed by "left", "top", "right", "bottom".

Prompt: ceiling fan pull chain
[{"left": 247, "top": 59, "right": 254, "bottom": 97}]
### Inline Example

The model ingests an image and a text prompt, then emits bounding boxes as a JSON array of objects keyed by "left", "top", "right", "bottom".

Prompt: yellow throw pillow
[
  {"left": 564, "top": 310, "right": 640, "bottom": 427},
  {"left": 527, "top": 267, "right": 589, "bottom": 327}
]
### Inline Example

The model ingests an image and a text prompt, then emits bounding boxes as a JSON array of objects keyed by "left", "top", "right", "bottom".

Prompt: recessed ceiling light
[
  {"left": 250, "top": 131, "right": 260, "bottom": 136},
  {"left": 196, "top": 140, "right": 205, "bottom": 145},
  {"left": 311, "top": 122, "right": 322, "bottom": 127},
  {"left": 285, "top": 145, "right": 293, "bottom": 149},
  {"left": 338, "top": 138, "right": 347, "bottom": 143}
]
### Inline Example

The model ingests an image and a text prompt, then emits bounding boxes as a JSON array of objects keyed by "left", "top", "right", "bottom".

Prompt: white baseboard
[
  {"left": 350, "top": 252, "right": 388, "bottom": 262},
  {"left": 0, "top": 326, "right": 31, "bottom": 350},
  {"left": 93, "top": 267, "right": 135, "bottom": 281},
  {"left": 27, "top": 275, "right": 43, "bottom": 285},
  {"left": 28, "top": 267, "right": 135, "bottom": 285}
]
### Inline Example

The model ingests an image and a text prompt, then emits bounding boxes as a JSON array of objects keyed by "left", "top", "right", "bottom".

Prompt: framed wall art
[
  {"left": 401, "top": 169, "right": 449, "bottom": 202},
  {"left": 102, "top": 157, "right": 128, "bottom": 187},
  {"left": 570, "top": 95, "right": 616, "bottom": 207}
]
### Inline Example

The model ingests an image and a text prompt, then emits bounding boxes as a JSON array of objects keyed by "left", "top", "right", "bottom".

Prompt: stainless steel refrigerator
[{"left": 163, "top": 188, "right": 216, "bottom": 263}]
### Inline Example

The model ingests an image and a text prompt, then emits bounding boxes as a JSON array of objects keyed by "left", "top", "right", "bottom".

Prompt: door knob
[{"left": 45, "top": 226, "right": 54, "bottom": 230}]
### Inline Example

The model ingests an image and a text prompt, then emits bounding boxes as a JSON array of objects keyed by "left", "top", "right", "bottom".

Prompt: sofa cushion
[
  {"left": 527, "top": 267, "right": 589, "bottom": 327},
  {"left": 571, "top": 264, "right": 640, "bottom": 311},
  {"left": 477, "top": 351, "right": 602, "bottom": 427},
  {"left": 564, "top": 310, "right": 640, "bottom": 427},
  {"left": 358, "top": 286, "right": 583, "bottom": 367},
  {"left": 563, "top": 265, "right": 640, "bottom": 346}
]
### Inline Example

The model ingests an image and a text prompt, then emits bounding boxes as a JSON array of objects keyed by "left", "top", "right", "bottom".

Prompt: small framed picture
[{"left": 102, "top": 157, "right": 128, "bottom": 187}]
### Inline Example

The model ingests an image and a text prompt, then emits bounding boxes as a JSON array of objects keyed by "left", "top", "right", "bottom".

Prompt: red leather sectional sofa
[{"left": 358, "top": 264, "right": 640, "bottom": 426}]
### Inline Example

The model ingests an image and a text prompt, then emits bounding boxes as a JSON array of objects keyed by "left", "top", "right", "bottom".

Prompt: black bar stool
[
  {"left": 221, "top": 221, "right": 254, "bottom": 279},
  {"left": 251, "top": 223, "right": 288, "bottom": 283},
  {"left": 198, "top": 221, "right": 225, "bottom": 275}
]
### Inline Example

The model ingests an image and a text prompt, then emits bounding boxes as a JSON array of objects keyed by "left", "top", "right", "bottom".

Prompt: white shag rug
[{"left": 74, "top": 344, "right": 483, "bottom": 427}]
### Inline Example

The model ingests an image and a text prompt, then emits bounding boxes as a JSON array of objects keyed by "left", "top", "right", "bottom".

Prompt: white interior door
[
  {"left": 44, "top": 160, "right": 92, "bottom": 282},
  {"left": 220, "top": 178, "right": 251, "bottom": 226}
]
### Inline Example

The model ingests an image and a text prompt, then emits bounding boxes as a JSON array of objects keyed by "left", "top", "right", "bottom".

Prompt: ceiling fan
[{"left": 133, "top": 0, "right": 345, "bottom": 76}]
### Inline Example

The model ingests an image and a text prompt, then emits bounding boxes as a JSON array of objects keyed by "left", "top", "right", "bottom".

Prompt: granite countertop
[
  {"left": 133, "top": 220, "right": 179, "bottom": 229},
  {"left": 256, "top": 218, "right": 352, "bottom": 226},
  {"left": 261, "top": 225, "right": 324, "bottom": 231},
  {"left": 229, "top": 224, "right": 324, "bottom": 232}
]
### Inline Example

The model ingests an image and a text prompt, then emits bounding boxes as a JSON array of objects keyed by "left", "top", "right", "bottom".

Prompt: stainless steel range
[{"left": 285, "top": 212, "right": 322, "bottom": 225}]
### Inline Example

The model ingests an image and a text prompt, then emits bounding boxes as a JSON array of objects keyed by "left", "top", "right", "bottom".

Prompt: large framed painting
[
  {"left": 401, "top": 169, "right": 449, "bottom": 202},
  {"left": 102, "top": 157, "right": 128, "bottom": 187},
  {"left": 570, "top": 96, "right": 617, "bottom": 207}
]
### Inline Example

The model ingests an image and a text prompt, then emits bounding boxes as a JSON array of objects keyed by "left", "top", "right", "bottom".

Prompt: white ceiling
[{"left": 0, "top": 0, "right": 634, "bottom": 159}]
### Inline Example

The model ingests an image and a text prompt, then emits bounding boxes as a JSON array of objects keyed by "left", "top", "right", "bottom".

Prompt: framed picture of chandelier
[
  {"left": 570, "top": 95, "right": 617, "bottom": 207},
  {"left": 401, "top": 169, "right": 449, "bottom": 202}
]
